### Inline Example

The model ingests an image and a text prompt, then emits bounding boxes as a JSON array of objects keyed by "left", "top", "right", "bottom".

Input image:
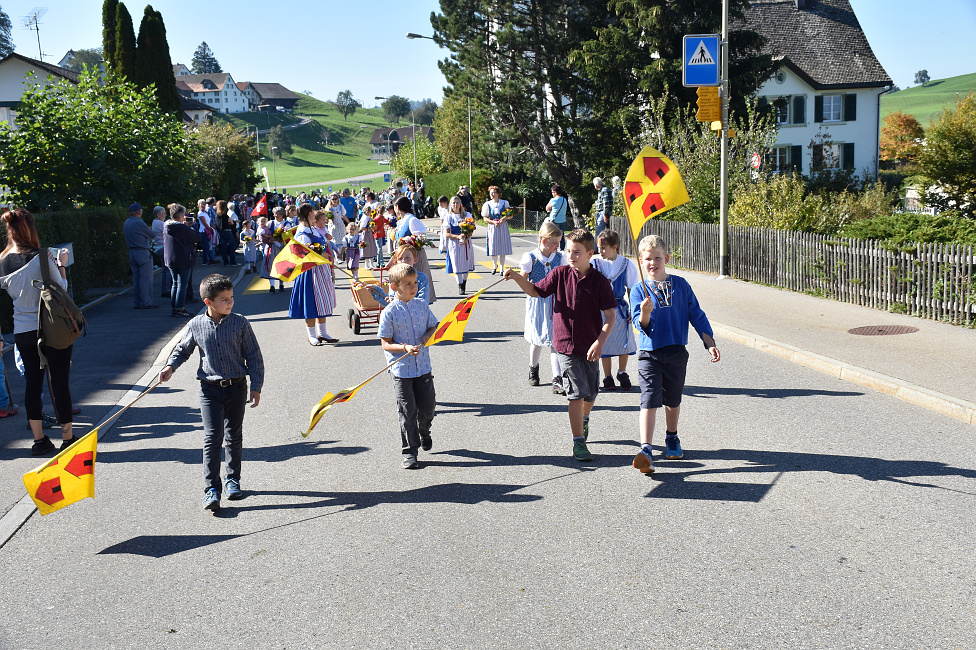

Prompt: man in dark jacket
[{"left": 163, "top": 204, "right": 202, "bottom": 317}]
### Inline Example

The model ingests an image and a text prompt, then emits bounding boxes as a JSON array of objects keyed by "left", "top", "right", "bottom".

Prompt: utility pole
[
  {"left": 719, "top": 0, "right": 730, "bottom": 278},
  {"left": 468, "top": 97, "right": 473, "bottom": 190}
]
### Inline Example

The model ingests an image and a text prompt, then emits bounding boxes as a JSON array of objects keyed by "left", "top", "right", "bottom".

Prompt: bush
[
  {"left": 838, "top": 210, "right": 976, "bottom": 246},
  {"left": 0, "top": 207, "right": 130, "bottom": 331},
  {"left": 423, "top": 168, "right": 495, "bottom": 208},
  {"left": 878, "top": 170, "right": 910, "bottom": 194}
]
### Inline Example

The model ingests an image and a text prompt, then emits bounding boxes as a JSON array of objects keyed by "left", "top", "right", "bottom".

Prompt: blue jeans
[
  {"left": 219, "top": 229, "right": 237, "bottom": 265},
  {"left": 156, "top": 246, "right": 172, "bottom": 295},
  {"left": 594, "top": 213, "right": 609, "bottom": 252},
  {"left": 201, "top": 232, "right": 214, "bottom": 264},
  {"left": 169, "top": 266, "right": 191, "bottom": 311},
  {"left": 199, "top": 379, "right": 247, "bottom": 492},
  {"left": 129, "top": 248, "right": 155, "bottom": 307},
  {"left": 0, "top": 352, "right": 10, "bottom": 410},
  {"left": 555, "top": 221, "right": 567, "bottom": 250}
]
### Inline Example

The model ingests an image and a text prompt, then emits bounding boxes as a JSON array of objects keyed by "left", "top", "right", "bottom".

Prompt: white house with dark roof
[
  {"left": 173, "top": 72, "right": 250, "bottom": 114},
  {"left": 0, "top": 52, "right": 79, "bottom": 129},
  {"left": 739, "top": 0, "right": 892, "bottom": 177}
]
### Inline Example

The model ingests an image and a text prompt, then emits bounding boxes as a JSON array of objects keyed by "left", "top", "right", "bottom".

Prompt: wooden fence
[{"left": 611, "top": 216, "right": 976, "bottom": 325}]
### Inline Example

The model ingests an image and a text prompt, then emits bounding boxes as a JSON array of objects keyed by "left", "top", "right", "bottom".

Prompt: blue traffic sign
[
  {"left": 682, "top": 34, "right": 720, "bottom": 87},
  {"left": 383, "top": 173, "right": 391, "bottom": 183}
]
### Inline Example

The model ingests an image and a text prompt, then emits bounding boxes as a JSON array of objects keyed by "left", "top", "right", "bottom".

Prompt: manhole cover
[{"left": 847, "top": 325, "right": 919, "bottom": 336}]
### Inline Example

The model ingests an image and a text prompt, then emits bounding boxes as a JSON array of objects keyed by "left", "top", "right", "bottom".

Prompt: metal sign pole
[{"left": 719, "top": 0, "right": 730, "bottom": 278}]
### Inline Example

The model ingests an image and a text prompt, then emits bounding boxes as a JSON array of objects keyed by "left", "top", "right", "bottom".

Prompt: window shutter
[
  {"left": 812, "top": 145, "right": 823, "bottom": 171},
  {"left": 843, "top": 142, "right": 855, "bottom": 170},
  {"left": 844, "top": 94, "right": 857, "bottom": 121},
  {"left": 757, "top": 96, "right": 769, "bottom": 112},
  {"left": 814, "top": 95, "right": 823, "bottom": 123},
  {"left": 793, "top": 96, "right": 805, "bottom": 124},
  {"left": 791, "top": 145, "right": 803, "bottom": 173}
]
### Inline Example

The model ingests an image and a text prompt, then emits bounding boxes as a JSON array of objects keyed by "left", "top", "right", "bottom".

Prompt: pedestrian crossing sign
[{"left": 683, "top": 34, "right": 720, "bottom": 87}]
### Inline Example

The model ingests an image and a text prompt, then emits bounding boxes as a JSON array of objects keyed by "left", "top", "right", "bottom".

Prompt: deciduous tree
[
  {"left": 913, "top": 92, "right": 976, "bottom": 218},
  {"left": 266, "top": 125, "right": 292, "bottom": 158},
  {"left": 414, "top": 99, "right": 438, "bottom": 126},
  {"left": 333, "top": 90, "right": 360, "bottom": 121},
  {"left": 189, "top": 123, "right": 261, "bottom": 198},
  {"left": 0, "top": 68, "right": 191, "bottom": 211},
  {"left": 914, "top": 70, "right": 930, "bottom": 87},
  {"left": 381, "top": 95, "right": 411, "bottom": 124},
  {"left": 880, "top": 110, "right": 924, "bottom": 163},
  {"left": 390, "top": 130, "right": 443, "bottom": 179}
]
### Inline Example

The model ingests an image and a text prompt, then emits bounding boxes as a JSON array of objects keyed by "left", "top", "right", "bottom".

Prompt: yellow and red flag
[
  {"left": 622, "top": 145, "right": 690, "bottom": 238},
  {"left": 281, "top": 226, "right": 298, "bottom": 244},
  {"left": 22, "top": 429, "right": 98, "bottom": 515},
  {"left": 271, "top": 239, "right": 331, "bottom": 282},
  {"left": 426, "top": 289, "right": 486, "bottom": 347},
  {"left": 304, "top": 385, "right": 365, "bottom": 437},
  {"left": 250, "top": 194, "right": 268, "bottom": 217}
]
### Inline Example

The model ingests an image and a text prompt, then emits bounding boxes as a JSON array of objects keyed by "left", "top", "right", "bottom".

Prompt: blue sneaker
[
  {"left": 665, "top": 435, "right": 684, "bottom": 459},
  {"left": 203, "top": 488, "right": 220, "bottom": 511},
  {"left": 632, "top": 449, "right": 655, "bottom": 474},
  {"left": 225, "top": 479, "right": 243, "bottom": 500}
]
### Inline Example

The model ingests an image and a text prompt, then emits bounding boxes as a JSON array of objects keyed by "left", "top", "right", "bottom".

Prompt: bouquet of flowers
[
  {"left": 358, "top": 241, "right": 367, "bottom": 249},
  {"left": 244, "top": 235, "right": 253, "bottom": 243},
  {"left": 273, "top": 227, "right": 286, "bottom": 244},
  {"left": 500, "top": 208, "right": 516, "bottom": 222},
  {"left": 459, "top": 216, "right": 476, "bottom": 238},
  {"left": 400, "top": 233, "right": 437, "bottom": 249},
  {"left": 310, "top": 242, "right": 324, "bottom": 254}
]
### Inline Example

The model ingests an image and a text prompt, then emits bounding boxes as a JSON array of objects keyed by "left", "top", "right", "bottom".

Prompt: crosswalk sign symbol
[
  {"left": 688, "top": 41, "right": 715, "bottom": 65},
  {"left": 682, "top": 34, "right": 720, "bottom": 87}
]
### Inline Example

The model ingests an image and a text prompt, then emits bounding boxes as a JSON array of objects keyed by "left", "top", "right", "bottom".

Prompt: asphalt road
[{"left": 1, "top": 233, "right": 973, "bottom": 648}]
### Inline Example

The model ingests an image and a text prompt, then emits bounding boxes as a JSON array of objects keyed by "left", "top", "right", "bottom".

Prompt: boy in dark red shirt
[{"left": 506, "top": 229, "right": 617, "bottom": 461}]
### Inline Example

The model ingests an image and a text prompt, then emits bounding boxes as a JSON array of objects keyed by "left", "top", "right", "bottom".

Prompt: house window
[
  {"left": 822, "top": 95, "right": 842, "bottom": 122},
  {"left": 769, "top": 146, "right": 789, "bottom": 171},
  {"left": 774, "top": 99, "right": 789, "bottom": 125},
  {"left": 813, "top": 143, "right": 841, "bottom": 170}
]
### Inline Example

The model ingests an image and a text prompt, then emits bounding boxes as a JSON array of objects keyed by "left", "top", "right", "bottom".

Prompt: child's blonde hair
[
  {"left": 391, "top": 243, "right": 420, "bottom": 264},
  {"left": 347, "top": 221, "right": 358, "bottom": 233},
  {"left": 539, "top": 221, "right": 562, "bottom": 241},
  {"left": 638, "top": 234, "right": 669, "bottom": 255},
  {"left": 257, "top": 216, "right": 267, "bottom": 226},
  {"left": 389, "top": 262, "right": 417, "bottom": 286}
]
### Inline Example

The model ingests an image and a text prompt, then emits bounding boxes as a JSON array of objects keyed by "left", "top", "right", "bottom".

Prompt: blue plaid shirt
[
  {"left": 378, "top": 297, "right": 438, "bottom": 378},
  {"left": 166, "top": 313, "right": 264, "bottom": 391}
]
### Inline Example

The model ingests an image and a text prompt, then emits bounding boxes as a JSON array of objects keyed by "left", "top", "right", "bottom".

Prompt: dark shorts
[
  {"left": 557, "top": 352, "right": 599, "bottom": 402},
  {"left": 638, "top": 345, "right": 689, "bottom": 409}
]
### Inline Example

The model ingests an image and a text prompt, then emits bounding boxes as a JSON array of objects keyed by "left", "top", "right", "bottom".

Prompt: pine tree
[
  {"left": 190, "top": 42, "right": 221, "bottom": 74},
  {"left": 134, "top": 6, "right": 180, "bottom": 113},
  {"left": 0, "top": 5, "right": 14, "bottom": 58},
  {"left": 113, "top": 2, "right": 136, "bottom": 81},
  {"left": 101, "top": 0, "right": 118, "bottom": 72}
]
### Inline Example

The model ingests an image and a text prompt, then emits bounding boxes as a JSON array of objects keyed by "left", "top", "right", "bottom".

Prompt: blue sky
[{"left": 3, "top": 0, "right": 975, "bottom": 103}]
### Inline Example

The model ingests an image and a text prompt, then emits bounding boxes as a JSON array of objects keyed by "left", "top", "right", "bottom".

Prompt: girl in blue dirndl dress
[
  {"left": 288, "top": 206, "right": 338, "bottom": 346},
  {"left": 443, "top": 197, "right": 475, "bottom": 294},
  {"left": 591, "top": 230, "right": 639, "bottom": 390},
  {"left": 481, "top": 186, "right": 513, "bottom": 274},
  {"left": 520, "top": 221, "right": 566, "bottom": 390}
]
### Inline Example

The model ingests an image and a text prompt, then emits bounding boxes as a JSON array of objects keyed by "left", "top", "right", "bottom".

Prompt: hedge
[
  {"left": 0, "top": 206, "right": 130, "bottom": 332},
  {"left": 423, "top": 169, "right": 495, "bottom": 209}
]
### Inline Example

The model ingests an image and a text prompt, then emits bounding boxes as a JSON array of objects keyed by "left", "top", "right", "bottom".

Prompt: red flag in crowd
[{"left": 250, "top": 194, "right": 268, "bottom": 217}]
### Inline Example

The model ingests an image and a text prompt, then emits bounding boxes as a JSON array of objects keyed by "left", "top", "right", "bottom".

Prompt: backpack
[{"left": 34, "top": 253, "right": 86, "bottom": 356}]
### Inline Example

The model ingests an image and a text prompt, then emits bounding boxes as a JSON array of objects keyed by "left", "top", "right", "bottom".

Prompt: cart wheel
[
  {"left": 352, "top": 313, "right": 362, "bottom": 335},
  {"left": 347, "top": 308, "right": 355, "bottom": 329}
]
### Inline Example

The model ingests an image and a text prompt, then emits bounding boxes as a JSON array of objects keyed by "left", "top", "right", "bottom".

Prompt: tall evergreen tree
[
  {"left": 101, "top": 0, "right": 118, "bottom": 73},
  {"left": 113, "top": 2, "right": 136, "bottom": 81},
  {"left": 0, "top": 5, "right": 14, "bottom": 58},
  {"left": 135, "top": 6, "right": 180, "bottom": 113},
  {"left": 190, "top": 42, "right": 221, "bottom": 74}
]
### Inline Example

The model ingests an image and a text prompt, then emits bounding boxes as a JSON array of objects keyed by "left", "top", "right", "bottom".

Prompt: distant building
[
  {"left": 739, "top": 0, "right": 892, "bottom": 177},
  {"left": 0, "top": 52, "right": 79, "bottom": 129},
  {"left": 242, "top": 83, "right": 302, "bottom": 112},
  {"left": 58, "top": 50, "right": 105, "bottom": 74},
  {"left": 173, "top": 63, "right": 191, "bottom": 77},
  {"left": 173, "top": 72, "right": 250, "bottom": 114},
  {"left": 180, "top": 95, "right": 216, "bottom": 124},
  {"left": 369, "top": 126, "right": 434, "bottom": 160}
]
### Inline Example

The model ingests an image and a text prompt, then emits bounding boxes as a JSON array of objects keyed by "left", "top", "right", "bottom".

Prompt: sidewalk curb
[
  {"left": 0, "top": 266, "right": 250, "bottom": 550},
  {"left": 713, "top": 322, "right": 976, "bottom": 427}
]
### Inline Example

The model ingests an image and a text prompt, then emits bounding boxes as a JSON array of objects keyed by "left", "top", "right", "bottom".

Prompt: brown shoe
[{"left": 632, "top": 451, "right": 655, "bottom": 474}]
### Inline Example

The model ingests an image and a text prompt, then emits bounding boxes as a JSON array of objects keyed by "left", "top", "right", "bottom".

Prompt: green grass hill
[
  {"left": 880, "top": 72, "right": 976, "bottom": 128},
  {"left": 213, "top": 95, "right": 407, "bottom": 191}
]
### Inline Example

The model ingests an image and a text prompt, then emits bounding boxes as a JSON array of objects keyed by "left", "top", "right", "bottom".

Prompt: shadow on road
[
  {"left": 684, "top": 385, "right": 864, "bottom": 399},
  {"left": 96, "top": 438, "right": 369, "bottom": 465},
  {"left": 439, "top": 400, "right": 635, "bottom": 415},
  {"left": 643, "top": 448, "right": 976, "bottom": 502}
]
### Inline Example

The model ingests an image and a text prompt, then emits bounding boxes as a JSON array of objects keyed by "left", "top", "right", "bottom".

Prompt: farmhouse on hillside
[
  {"left": 739, "top": 0, "right": 892, "bottom": 177},
  {"left": 370, "top": 126, "right": 435, "bottom": 160}
]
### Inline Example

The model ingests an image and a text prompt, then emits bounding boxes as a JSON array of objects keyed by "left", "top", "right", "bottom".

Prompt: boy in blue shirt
[
  {"left": 630, "top": 235, "right": 720, "bottom": 474},
  {"left": 378, "top": 263, "right": 439, "bottom": 469}
]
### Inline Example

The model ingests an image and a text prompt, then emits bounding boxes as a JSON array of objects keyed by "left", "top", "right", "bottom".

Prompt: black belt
[{"left": 201, "top": 377, "right": 246, "bottom": 387}]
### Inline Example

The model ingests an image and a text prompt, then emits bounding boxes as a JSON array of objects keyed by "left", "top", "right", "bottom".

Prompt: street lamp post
[
  {"left": 271, "top": 146, "right": 278, "bottom": 188},
  {"left": 406, "top": 32, "right": 471, "bottom": 188}
]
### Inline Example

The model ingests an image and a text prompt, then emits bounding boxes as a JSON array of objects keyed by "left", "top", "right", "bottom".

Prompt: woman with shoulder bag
[{"left": 0, "top": 209, "right": 76, "bottom": 455}]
